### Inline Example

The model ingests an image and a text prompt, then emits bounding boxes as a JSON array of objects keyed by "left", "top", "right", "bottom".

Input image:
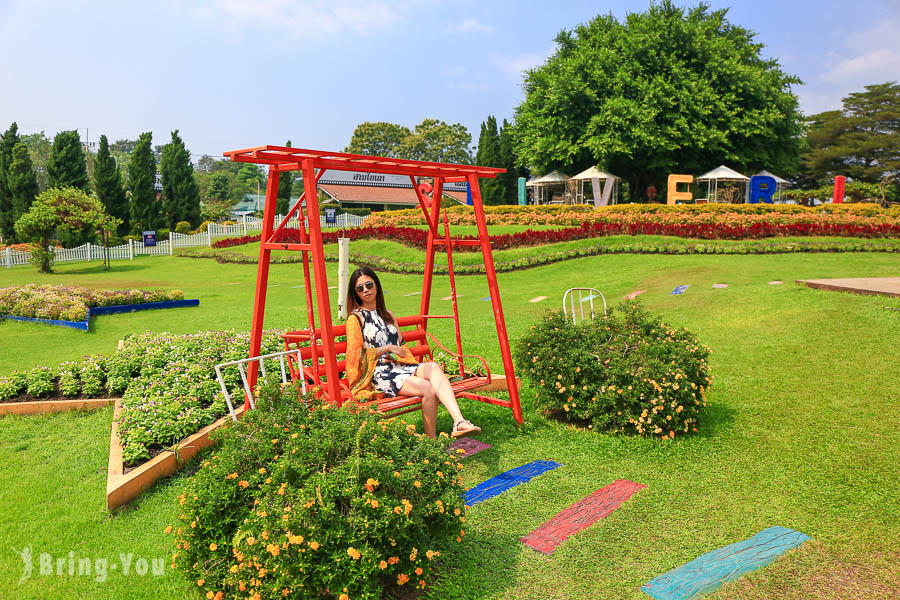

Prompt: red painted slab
[{"left": 520, "top": 479, "right": 645, "bottom": 554}]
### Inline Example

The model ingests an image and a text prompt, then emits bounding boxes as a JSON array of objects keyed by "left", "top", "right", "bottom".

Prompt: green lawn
[{"left": 1, "top": 250, "right": 898, "bottom": 599}]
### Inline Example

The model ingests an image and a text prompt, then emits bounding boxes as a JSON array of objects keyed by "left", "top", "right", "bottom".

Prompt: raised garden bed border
[
  {"left": 0, "top": 397, "right": 116, "bottom": 416},
  {"left": 1, "top": 299, "right": 200, "bottom": 331}
]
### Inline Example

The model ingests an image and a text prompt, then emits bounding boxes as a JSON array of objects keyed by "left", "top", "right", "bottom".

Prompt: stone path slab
[
  {"left": 465, "top": 460, "right": 562, "bottom": 506},
  {"left": 529, "top": 296, "right": 547, "bottom": 303},
  {"left": 520, "top": 479, "right": 645, "bottom": 555},
  {"left": 797, "top": 277, "right": 900, "bottom": 298},
  {"left": 641, "top": 526, "right": 811, "bottom": 600},
  {"left": 448, "top": 438, "right": 491, "bottom": 459}
]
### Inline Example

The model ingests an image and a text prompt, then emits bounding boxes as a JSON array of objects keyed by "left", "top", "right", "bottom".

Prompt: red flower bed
[{"left": 212, "top": 212, "right": 900, "bottom": 252}]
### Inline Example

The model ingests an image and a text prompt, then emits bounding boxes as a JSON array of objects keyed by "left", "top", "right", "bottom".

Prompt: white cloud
[
  {"left": 490, "top": 48, "right": 553, "bottom": 81},
  {"left": 199, "top": 0, "right": 403, "bottom": 38},
  {"left": 447, "top": 17, "right": 492, "bottom": 34},
  {"left": 799, "top": 14, "right": 900, "bottom": 114}
]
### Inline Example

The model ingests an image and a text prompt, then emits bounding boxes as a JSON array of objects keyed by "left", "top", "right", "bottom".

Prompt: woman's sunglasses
[{"left": 355, "top": 281, "right": 375, "bottom": 292}]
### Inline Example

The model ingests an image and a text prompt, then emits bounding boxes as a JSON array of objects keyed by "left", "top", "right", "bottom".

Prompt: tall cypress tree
[
  {"left": 94, "top": 135, "right": 129, "bottom": 235},
  {"left": 475, "top": 116, "right": 503, "bottom": 205},
  {"left": 129, "top": 132, "right": 160, "bottom": 233},
  {"left": 160, "top": 130, "right": 201, "bottom": 228},
  {"left": 0, "top": 122, "right": 21, "bottom": 242},
  {"left": 276, "top": 140, "right": 293, "bottom": 215},
  {"left": 498, "top": 119, "right": 518, "bottom": 204},
  {"left": 47, "top": 130, "right": 90, "bottom": 191}
]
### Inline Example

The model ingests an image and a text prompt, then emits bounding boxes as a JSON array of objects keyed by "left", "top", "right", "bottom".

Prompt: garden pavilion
[
  {"left": 696, "top": 165, "right": 750, "bottom": 203},
  {"left": 525, "top": 170, "right": 570, "bottom": 204},
  {"left": 570, "top": 166, "right": 620, "bottom": 206},
  {"left": 754, "top": 170, "right": 792, "bottom": 202}
]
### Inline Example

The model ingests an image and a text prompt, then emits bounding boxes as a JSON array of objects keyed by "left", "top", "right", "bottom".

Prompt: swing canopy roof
[
  {"left": 696, "top": 165, "right": 749, "bottom": 182},
  {"left": 571, "top": 166, "right": 620, "bottom": 181},
  {"left": 224, "top": 145, "right": 505, "bottom": 180}
]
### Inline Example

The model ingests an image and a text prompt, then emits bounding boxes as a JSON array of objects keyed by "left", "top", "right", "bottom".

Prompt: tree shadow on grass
[{"left": 56, "top": 262, "right": 152, "bottom": 275}]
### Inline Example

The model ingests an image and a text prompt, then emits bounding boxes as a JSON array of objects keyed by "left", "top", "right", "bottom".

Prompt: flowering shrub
[
  {"left": 170, "top": 378, "right": 467, "bottom": 600},
  {"left": 57, "top": 362, "right": 81, "bottom": 397},
  {"left": 0, "top": 371, "right": 27, "bottom": 402},
  {"left": 0, "top": 284, "right": 185, "bottom": 322},
  {"left": 514, "top": 303, "right": 712, "bottom": 438},
  {"left": 25, "top": 366, "right": 54, "bottom": 398}
]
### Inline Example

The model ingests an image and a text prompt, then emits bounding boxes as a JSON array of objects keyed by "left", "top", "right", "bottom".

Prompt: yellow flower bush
[
  {"left": 514, "top": 302, "right": 712, "bottom": 437},
  {"left": 171, "top": 378, "right": 466, "bottom": 599}
]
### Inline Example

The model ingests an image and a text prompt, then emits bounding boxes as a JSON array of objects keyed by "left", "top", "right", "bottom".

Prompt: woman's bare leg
[
  {"left": 398, "top": 375, "right": 438, "bottom": 438},
  {"left": 415, "top": 362, "right": 466, "bottom": 423}
]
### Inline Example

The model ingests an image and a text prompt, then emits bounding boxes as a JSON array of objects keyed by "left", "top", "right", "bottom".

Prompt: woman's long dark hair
[{"left": 346, "top": 267, "right": 395, "bottom": 326}]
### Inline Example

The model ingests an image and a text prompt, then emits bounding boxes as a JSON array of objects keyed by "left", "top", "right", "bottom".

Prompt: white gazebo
[
  {"left": 570, "top": 166, "right": 620, "bottom": 206},
  {"left": 696, "top": 165, "right": 750, "bottom": 203},
  {"left": 754, "top": 170, "right": 792, "bottom": 202},
  {"left": 525, "top": 170, "right": 570, "bottom": 204}
]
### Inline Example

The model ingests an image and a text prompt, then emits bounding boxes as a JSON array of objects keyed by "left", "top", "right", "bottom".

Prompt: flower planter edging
[
  {"left": 106, "top": 398, "right": 245, "bottom": 511},
  {"left": 0, "top": 397, "right": 117, "bottom": 416},
  {"left": 1, "top": 299, "right": 199, "bottom": 331}
]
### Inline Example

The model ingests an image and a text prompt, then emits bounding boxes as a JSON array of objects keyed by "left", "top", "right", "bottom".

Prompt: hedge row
[
  {"left": 364, "top": 202, "right": 900, "bottom": 227},
  {"left": 184, "top": 238, "right": 900, "bottom": 275}
]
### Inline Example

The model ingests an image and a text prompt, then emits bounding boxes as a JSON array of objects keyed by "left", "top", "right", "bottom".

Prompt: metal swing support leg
[
  {"left": 468, "top": 174, "right": 523, "bottom": 425},
  {"left": 245, "top": 167, "right": 280, "bottom": 409}
]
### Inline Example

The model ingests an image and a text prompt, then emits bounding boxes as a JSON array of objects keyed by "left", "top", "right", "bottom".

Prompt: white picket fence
[{"left": 2, "top": 212, "right": 369, "bottom": 268}]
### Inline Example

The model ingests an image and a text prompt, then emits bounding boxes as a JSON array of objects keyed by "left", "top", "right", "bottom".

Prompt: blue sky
[{"left": 1, "top": 0, "right": 898, "bottom": 161}]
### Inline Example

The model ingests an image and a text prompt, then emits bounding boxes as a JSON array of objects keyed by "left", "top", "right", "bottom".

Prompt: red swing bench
[
  {"left": 281, "top": 314, "right": 511, "bottom": 417},
  {"left": 225, "top": 145, "right": 524, "bottom": 426}
]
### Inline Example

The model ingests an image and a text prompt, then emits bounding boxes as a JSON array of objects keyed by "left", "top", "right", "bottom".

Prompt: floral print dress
[{"left": 354, "top": 309, "right": 418, "bottom": 397}]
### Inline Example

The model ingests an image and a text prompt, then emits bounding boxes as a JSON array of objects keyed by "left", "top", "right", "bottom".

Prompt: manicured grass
[{"left": 1, "top": 251, "right": 899, "bottom": 598}]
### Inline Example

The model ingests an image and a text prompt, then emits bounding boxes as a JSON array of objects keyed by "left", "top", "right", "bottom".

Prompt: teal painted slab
[{"left": 641, "top": 526, "right": 811, "bottom": 600}]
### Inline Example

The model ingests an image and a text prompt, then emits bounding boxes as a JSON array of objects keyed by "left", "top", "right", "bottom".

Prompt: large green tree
[
  {"left": 344, "top": 119, "right": 473, "bottom": 164},
  {"left": 7, "top": 143, "right": 40, "bottom": 241},
  {"left": 800, "top": 82, "right": 900, "bottom": 186},
  {"left": 128, "top": 132, "right": 160, "bottom": 233},
  {"left": 0, "top": 122, "right": 21, "bottom": 241},
  {"left": 513, "top": 1, "right": 804, "bottom": 201},
  {"left": 344, "top": 122, "right": 412, "bottom": 157},
  {"left": 20, "top": 131, "right": 52, "bottom": 191},
  {"left": 47, "top": 130, "right": 90, "bottom": 191},
  {"left": 94, "top": 135, "right": 129, "bottom": 234},
  {"left": 160, "top": 130, "right": 201, "bottom": 228},
  {"left": 15, "top": 187, "right": 118, "bottom": 272}
]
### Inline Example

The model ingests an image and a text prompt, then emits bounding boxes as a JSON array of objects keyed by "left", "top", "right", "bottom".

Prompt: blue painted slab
[
  {"left": 581, "top": 294, "right": 599, "bottom": 303},
  {"left": 464, "top": 460, "right": 561, "bottom": 506},
  {"left": 89, "top": 299, "right": 199, "bottom": 316},
  {"left": 1, "top": 315, "right": 89, "bottom": 331},
  {"left": 671, "top": 285, "right": 690, "bottom": 295},
  {"left": 641, "top": 526, "right": 811, "bottom": 600}
]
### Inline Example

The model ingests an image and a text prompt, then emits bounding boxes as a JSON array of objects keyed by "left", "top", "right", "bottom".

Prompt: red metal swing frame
[{"left": 223, "top": 145, "right": 523, "bottom": 425}]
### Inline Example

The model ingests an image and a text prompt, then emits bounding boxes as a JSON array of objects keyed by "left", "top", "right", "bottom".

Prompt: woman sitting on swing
[{"left": 344, "top": 266, "right": 481, "bottom": 439}]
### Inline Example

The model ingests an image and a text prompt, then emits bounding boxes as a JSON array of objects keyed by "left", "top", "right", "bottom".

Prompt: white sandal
[{"left": 451, "top": 419, "right": 481, "bottom": 439}]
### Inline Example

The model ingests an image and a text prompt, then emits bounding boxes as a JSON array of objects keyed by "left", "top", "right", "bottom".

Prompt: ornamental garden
[{"left": 1, "top": 201, "right": 898, "bottom": 599}]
